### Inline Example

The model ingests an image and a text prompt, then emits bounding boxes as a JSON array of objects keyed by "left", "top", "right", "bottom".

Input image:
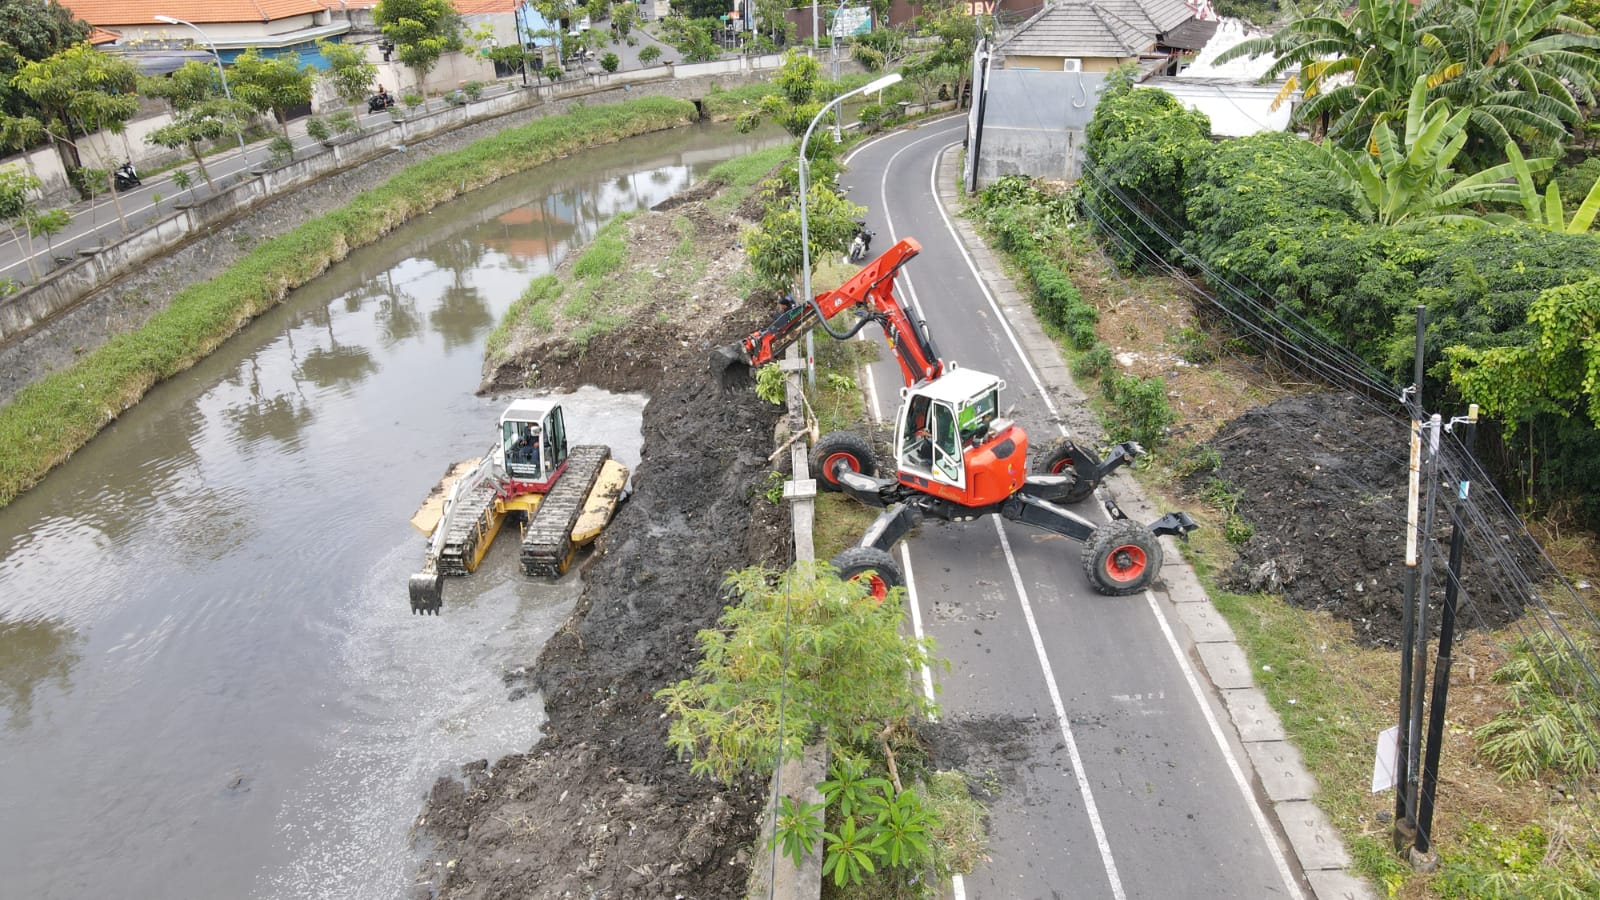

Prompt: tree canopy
[
  {"left": 373, "top": 0, "right": 464, "bottom": 95},
  {"left": 228, "top": 49, "right": 313, "bottom": 141},
  {"left": 1217, "top": 0, "right": 1600, "bottom": 163},
  {"left": 0, "top": 0, "right": 89, "bottom": 120}
]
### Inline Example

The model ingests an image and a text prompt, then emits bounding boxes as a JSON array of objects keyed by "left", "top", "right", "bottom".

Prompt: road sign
[{"left": 829, "top": 7, "right": 871, "bottom": 37}]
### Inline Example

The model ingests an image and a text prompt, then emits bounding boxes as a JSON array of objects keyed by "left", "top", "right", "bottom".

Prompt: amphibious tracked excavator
[
  {"left": 406, "top": 399, "right": 629, "bottom": 614},
  {"left": 712, "top": 237, "right": 1197, "bottom": 596}
]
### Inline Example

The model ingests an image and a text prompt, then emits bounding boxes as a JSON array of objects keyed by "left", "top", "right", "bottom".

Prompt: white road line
[
  {"left": 924, "top": 140, "right": 1069, "bottom": 436},
  {"left": 994, "top": 516, "right": 1127, "bottom": 899},
  {"left": 900, "top": 542, "right": 937, "bottom": 709},
  {"left": 1144, "top": 587, "right": 1307, "bottom": 899}
]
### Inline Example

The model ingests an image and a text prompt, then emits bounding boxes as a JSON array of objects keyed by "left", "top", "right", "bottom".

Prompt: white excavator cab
[
  {"left": 894, "top": 368, "right": 1007, "bottom": 490},
  {"left": 499, "top": 399, "right": 569, "bottom": 484}
]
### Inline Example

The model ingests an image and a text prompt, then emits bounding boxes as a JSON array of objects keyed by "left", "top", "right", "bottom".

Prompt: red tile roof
[
  {"left": 87, "top": 26, "right": 121, "bottom": 45},
  {"left": 60, "top": 0, "right": 328, "bottom": 27},
  {"left": 455, "top": 0, "right": 519, "bottom": 12}
]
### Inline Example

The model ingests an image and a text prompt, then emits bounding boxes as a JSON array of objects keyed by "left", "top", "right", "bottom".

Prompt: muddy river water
[{"left": 0, "top": 122, "right": 784, "bottom": 899}]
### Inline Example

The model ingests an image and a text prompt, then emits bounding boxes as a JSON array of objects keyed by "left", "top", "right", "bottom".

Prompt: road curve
[{"left": 841, "top": 116, "right": 1307, "bottom": 900}]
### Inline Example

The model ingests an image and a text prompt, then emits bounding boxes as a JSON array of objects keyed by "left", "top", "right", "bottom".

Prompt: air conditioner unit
[{"left": 1062, "top": 58, "right": 1083, "bottom": 73}]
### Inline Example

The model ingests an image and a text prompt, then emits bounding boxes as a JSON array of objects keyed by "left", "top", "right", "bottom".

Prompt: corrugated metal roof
[
  {"left": 60, "top": 0, "right": 328, "bottom": 26},
  {"left": 999, "top": 0, "right": 1201, "bottom": 57}
]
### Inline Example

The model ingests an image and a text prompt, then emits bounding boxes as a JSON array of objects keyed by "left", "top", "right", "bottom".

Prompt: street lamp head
[
  {"left": 153, "top": 14, "right": 180, "bottom": 25},
  {"left": 862, "top": 72, "right": 902, "bottom": 95}
]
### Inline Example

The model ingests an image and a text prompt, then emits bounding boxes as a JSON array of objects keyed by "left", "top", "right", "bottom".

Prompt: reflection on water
[
  {"left": 0, "top": 122, "right": 787, "bottom": 900},
  {"left": 0, "top": 614, "right": 82, "bottom": 731}
]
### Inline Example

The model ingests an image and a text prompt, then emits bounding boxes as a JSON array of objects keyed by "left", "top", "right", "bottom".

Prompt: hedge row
[
  {"left": 0, "top": 97, "right": 699, "bottom": 508},
  {"left": 1076, "top": 74, "right": 1600, "bottom": 522}
]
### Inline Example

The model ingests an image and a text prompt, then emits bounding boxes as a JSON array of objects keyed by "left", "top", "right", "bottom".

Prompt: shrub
[
  {"left": 1101, "top": 370, "right": 1174, "bottom": 450},
  {"left": 639, "top": 45, "right": 661, "bottom": 66},
  {"left": 851, "top": 44, "right": 884, "bottom": 71},
  {"left": 463, "top": 80, "right": 484, "bottom": 101},
  {"left": 267, "top": 135, "right": 294, "bottom": 166},
  {"left": 1079, "top": 67, "right": 1212, "bottom": 271},
  {"left": 600, "top": 52, "right": 619, "bottom": 73},
  {"left": 402, "top": 92, "right": 423, "bottom": 109},
  {"left": 304, "top": 116, "right": 332, "bottom": 146},
  {"left": 543, "top": 63, "right": 562, "bottom": 81},
  {"left": 328, "top": 110, "right": 358, "bottom": 134},
  {"left": 857, "top": 102, "right": 886, "bottom": 133}
]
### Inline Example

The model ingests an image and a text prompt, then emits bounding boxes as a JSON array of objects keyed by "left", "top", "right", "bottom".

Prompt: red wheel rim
[
  {"left": 1105, "top": 544, "right": 1147, "bottom": 582},
  {"left": 1049, "top": 456, "right": 1075, "bottom": 475},
  {"left": 851, "top": 572, "right": 889, "bottom": 602},
  {"left": 823, "top": 451, "right": 860, "bottom": 483}
]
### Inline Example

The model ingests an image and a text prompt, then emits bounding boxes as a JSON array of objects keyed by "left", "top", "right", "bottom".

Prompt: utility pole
[
  {"left": 1413, "top": 404, "right": 1478, "bottom": 870},
  {"left": 1393, "top": 304, "right": 1426, "bottom": 853}
]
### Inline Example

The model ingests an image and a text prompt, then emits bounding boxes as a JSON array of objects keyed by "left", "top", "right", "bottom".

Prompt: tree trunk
[
  {"left": 5, "top": 223, "right": 39, "bottom": 280},
  {"left": 188, "top": 142, "right": 217, "bottom": 192}
]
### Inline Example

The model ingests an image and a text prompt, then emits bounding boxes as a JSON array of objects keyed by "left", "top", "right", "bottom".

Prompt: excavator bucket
[
  {"left": 711, "top": 343, "right": 753, "bottom": 391},
  {"left": 409, "top": 570, "right": 444, "bottom": 615}
]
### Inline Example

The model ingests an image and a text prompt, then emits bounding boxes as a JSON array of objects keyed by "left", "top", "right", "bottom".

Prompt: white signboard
[
  {"left": 830, "top": 7, "right": 872, "bottom": 37},
  {"left": 1371, "top": 725, "right": 1399, "bottom": 792}
]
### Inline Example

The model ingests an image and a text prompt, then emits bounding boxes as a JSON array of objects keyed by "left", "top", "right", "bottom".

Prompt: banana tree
[
  {"left": 1490, "top": 141, "right": 1600, "bottom": 233},
  {"left": 1318, "top": 75, "right": 1553, "bottom": 229}
]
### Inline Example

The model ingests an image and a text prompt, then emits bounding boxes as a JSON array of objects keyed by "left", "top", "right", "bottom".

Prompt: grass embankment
[
  {"left": 0, "top": 97, "right": 698, "bottom": 509},
  {"left": 484, "top": 144, "right": 792, "bottom": 366},
  {"left": 965, "top": 179, "right": 1600, "bottom": 897}
]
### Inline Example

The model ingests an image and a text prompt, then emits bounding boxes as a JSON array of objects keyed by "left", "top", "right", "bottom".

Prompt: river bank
[
  {"left": 413, "top": 173, "right": 794, "bottom": 897},
  {"left": 0, "top": 67, "right": 812, "bottom": 508}
]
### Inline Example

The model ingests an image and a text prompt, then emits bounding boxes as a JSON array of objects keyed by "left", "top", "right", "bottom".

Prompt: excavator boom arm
[{"left": 714, "top": 237, "right": 944, "bottom": 389}]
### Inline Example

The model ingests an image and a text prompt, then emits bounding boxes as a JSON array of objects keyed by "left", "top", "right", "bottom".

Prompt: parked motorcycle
[
  {"left": 368, "top": 91, "right": 395, "bottom": 112},
  {"left": 114, "top": 161, "right": 141, "bottom": 191},
  {"left": 848, "top": 222, "right": 874, "bottom": 263}
]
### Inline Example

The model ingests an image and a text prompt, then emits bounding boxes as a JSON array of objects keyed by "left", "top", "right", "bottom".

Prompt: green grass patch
[
  {"left": 571, "top": 212, "right": 634, "bottom": 279},
  {"left": 0, "top": 96, "right": 699, "bottom": 509},
  {"left": 706, "top": 145, "right": 791, "bottom": 215},
  {"left": 486, "top": 274, "right": 563, "bottom": 359}
]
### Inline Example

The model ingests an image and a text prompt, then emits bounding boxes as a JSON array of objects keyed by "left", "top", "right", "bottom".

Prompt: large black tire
[
  {"left": 1082, "top": 520, "right": 1163, "bottom": 596},
  {"left": 1033, "top": 437, "right": 1101, "bottom": 504},
  {"left": 832, "top": 546, "right": 903, "bottom": 602},
  {"left": 810, "top": 431, "right": 876, "bottom": 492}
]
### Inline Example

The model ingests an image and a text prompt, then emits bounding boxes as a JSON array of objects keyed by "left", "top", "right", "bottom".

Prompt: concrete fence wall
[{"left": 0, "top": 55, "right": 787, "bottom": 348}]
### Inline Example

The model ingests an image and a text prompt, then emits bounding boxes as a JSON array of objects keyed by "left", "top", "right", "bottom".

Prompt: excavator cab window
[
  {"left": 900, "top": 394, "right": 935, "bottom": 471},
  {"left": 958, "top": 389, "right": 999, "bottom": 445},
  {"left": 545, "top": 407, "right": 569, "bottom": 468},
  {"left": 931, "top": 402, "right": 963, "bottom": 485},
  {"left": 505, "top": 420, "right": 544, "bottom": 480}
]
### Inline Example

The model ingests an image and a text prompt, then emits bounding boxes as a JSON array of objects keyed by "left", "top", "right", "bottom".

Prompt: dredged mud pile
[
  {"left": 1193, "top": 392, "right": 1522, "bottom": 647},
  {"left": 411, "top": 184, "right": 793, "bottom": 898}
]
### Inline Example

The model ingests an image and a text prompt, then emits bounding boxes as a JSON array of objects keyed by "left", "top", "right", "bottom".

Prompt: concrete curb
[{"left": 931, "top": 144, "right": 1377, "bottom": 900}]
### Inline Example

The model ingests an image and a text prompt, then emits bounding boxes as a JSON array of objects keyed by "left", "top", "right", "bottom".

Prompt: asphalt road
[
  {"left": 0, "top": 105, "right": 400, "bottom": 286},
  {"left": 841, "top": 116, "right": 1307, "bottom": 899}
]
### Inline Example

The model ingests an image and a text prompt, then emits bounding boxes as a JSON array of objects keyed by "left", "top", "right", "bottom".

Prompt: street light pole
[
  {"left": 797, "top": 71, "right": 901, "bottom": 386},
  {"left": 154, "top": 14, "right": 249, "bottom": 157}
]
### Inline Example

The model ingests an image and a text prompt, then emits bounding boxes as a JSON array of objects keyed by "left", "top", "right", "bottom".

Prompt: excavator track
[
  {"left": 520, "top": 445, "right": 610, "bottom": 577},
  {"left": 438, "top": 482, "right": 502, "bottom": 576}
]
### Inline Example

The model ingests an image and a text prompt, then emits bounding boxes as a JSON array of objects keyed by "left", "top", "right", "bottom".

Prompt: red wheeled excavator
[{"left": 712, "top": 237, "right": 1197, "bottom": 596}]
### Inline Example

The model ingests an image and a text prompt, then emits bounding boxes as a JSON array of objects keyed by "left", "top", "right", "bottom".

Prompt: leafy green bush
[
  {"left": 1078, "top": 66, "right": 1211, "bottom": 270},
  {"left": 638, "top": 44, "right": 661, "bottom": 66},
  {"left": 600, "top": 52, "right": 619, "bottom": 74},
  {"left": 755, "top": 363, "right": 787, "bottom": 404},
  {"left": 851, "top": 44, "right": 884, "bottom": 71},
  {"left": 1101, "top": 370, "right": 1174, "bottom": 450},
  {"left": 328, "top": 110, "right": 358, "bottom": 134},
  {"left": 1475, "top": 635, "right": 1600, "bottom": 781},
  {"left": 305, "top": 115, "right": 331, "bottom": 145},
  {"left": 463, "top": 80, "right": 484, "bottom": 100}
]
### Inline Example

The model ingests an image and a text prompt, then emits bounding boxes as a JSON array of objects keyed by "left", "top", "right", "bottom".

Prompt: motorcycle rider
[{"left": 114, "top": 159, "right": 140, "bottom": 190}]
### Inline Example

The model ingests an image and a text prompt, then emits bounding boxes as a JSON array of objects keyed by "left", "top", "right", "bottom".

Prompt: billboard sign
[{"left": 830, "top": 7, "right": 872, "bottom": 37}]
